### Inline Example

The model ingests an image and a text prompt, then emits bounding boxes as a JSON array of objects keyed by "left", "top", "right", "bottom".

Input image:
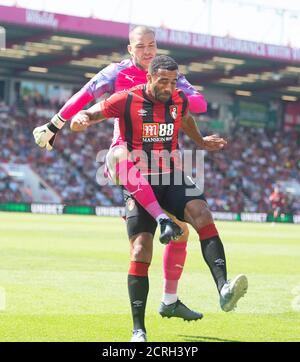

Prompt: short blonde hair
[{"left": 129, "top": 25, "right": 155, "bottom": 44}]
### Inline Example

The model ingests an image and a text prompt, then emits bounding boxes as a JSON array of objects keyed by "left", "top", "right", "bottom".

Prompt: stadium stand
[
  {"left": 1, "top": 6, "right": 300, "bottom": 215},
  {"left": 1, "top": 96, "right": 299, "bottom": 213}
]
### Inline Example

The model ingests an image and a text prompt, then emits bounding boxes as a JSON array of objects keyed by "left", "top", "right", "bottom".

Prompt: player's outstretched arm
[
  {"left": 33, "top": 63, "right": 122, "bottom": 150},
  {"left": 32, "top": 88, "right": 96, "bottom": 150},
  {"left": 181, "top": 113, "right": 227, "bottom": 151},
  {"left": 70, "top": 103, "right": 108, "bottom": 132},
  {"left": 71, "top": 91, "right": 125, "bottom": 132}
]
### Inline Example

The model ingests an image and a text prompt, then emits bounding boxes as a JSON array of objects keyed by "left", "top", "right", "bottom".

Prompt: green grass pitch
[{"left": 0, "top": 212, "right": 300, "bottom": 342}]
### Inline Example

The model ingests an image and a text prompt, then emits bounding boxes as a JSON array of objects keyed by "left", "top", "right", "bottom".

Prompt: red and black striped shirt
[{"left": 101, "top": 84, "right": 188, "bottom": 174}]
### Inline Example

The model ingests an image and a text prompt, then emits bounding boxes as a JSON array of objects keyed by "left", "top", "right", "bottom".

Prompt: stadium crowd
[{"left": 0, "top": 96, "right": 299, "bottom": 214}]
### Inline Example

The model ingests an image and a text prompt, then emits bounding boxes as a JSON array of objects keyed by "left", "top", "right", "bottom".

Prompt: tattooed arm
[
  {"left": 70, "top": 104, "right": 107, "bottom": 132},
  {"left": 181, "top": 113, "right": 227, "bottom": 151}
]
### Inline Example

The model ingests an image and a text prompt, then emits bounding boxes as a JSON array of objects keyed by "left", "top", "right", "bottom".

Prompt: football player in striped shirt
[{"left": 70, "top": 55, "right": 248, "bottom": 342}]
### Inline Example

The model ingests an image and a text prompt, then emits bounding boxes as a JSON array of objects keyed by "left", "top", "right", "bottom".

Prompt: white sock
[
  {"left": 162, "top": 293, "right": 178, "bottom": 305},
  {"left": 156, "top": 214, "right": 169, "bottom": 223}
]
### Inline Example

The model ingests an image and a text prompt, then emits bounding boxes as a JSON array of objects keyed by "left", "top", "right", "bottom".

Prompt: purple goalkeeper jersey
[
  {"left": 59, "top": 58, "right": 206, "bottom": 120},
  {"left": 84, "top": 58, "right": 204, "bottom": 100}
]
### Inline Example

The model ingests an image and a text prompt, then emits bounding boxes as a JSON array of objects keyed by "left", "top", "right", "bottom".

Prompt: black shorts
[{"left": 124, "top": 172, "right": 206, "bottom": 239}]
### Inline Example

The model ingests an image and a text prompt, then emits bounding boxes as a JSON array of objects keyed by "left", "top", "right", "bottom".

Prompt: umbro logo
[
  {"left": 133, "top": 300, "right": 143, "bottom": 307},
  {"left": 215, "top": 258, "right": 225, "bottom": 267},
  {"left": 138, "top": 109, "right": 148, "bottom": 116}
]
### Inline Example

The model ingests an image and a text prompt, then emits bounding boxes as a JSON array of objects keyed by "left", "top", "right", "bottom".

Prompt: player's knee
[
  {"left": 131, "top": 244, "right": 151, "bottom": 263},
  {"left": 111, "top": 146, "right": 129, "bottom": 162},
  {"left": 106, "top": 146, "right": 129, "bottom": 167},
  {"left": 196, "top": 207, "right": 213, "bottom": 227},
  {"left": 106, "top": 146, "right": 129, "bottom": 183},
  {"left": 185, "top": 200, "right": 213, "bottom": 230},
  {"left": 130, "top": 234, "right": 153, "bottom": 263}
]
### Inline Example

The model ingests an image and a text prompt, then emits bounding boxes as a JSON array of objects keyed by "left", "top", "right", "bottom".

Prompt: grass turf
[{"left": 0, "top": 212, "right": 300, "bottom": 342}]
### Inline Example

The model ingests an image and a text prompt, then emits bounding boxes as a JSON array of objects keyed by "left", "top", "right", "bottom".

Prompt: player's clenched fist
[
  {"left": 202, "top": 134, "right": 227, "bottom": 151},
  {"left": 70, "top": 112, "right": 90, "bottom": 132},
  {"left": 33, "top": 114, "right": 65, "bottom": 150}
]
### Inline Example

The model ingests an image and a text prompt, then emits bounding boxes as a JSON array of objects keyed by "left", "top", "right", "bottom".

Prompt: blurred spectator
[{"left": 269, "top": 185, "right": 287, "bottom": 218}]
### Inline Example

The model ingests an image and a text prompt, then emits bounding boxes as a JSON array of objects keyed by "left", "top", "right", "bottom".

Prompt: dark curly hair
[{"left": 148, "top": 55, "right": 178, "bottom": 75}]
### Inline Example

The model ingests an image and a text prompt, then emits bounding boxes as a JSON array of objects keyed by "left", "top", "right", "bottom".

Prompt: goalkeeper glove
[{"left": 33, "top": 114, "right": 65, "bottom": 150}]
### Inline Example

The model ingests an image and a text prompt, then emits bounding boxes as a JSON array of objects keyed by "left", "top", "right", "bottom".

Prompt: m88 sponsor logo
[{"left": 142, "top": 123, "right": 174, "bottom": 141}]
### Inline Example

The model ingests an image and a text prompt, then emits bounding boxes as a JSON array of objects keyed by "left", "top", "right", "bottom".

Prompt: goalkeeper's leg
[
  {"left": 106, "top": 145, "right": 183, "bottom": 244},
  {"left": 162, "top": 216, "right": 188, "bottom": 305}
]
